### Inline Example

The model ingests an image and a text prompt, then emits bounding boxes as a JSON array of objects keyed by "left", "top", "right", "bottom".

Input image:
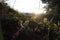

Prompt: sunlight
[
  {"left": 34, "top": 8, "right": 46, "bottom": 14},
  {"left": 5, "top": 0, "right": 47, "bottom": 14}
]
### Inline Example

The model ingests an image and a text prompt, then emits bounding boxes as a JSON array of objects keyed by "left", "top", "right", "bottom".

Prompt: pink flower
[{"left": 11, "top": 30, "right": 20, "bottom": 40}]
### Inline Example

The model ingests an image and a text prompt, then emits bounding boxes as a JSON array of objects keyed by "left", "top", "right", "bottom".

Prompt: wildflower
[
  {"left": 11, "top": 30, "right": 21, "bottom": 40},
  {"left": 43, "top": 18, "right": 48, "bottom": 23}
]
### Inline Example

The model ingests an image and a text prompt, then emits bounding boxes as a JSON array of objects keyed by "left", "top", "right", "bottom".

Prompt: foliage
[
  {"left": 0, "top": 2, "right": 60, "bottom": 40},
  {"left": 41, "top": 0, "right": 60, "bottom": 23}
]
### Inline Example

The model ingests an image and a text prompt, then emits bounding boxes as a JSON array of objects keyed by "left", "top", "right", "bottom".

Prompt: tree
[
  {"left": 41, "top": 0, "right": 60, "bottom": 23},
  {"left": 41, "top": 0, "right": 60, "bottom": 40}
]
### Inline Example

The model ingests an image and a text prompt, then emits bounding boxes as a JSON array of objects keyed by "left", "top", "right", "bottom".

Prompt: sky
[
  {"left": 5, "top": 0, "right": 46, "bottom": 14},
  {"left": 0, "top": 0, "right": 2, "bottom": 2}
]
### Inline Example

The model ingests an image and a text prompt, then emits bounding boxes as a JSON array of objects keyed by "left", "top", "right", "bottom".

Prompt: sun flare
[{"left": 34, "top": 8, "right": 46, "bottom": 14}]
